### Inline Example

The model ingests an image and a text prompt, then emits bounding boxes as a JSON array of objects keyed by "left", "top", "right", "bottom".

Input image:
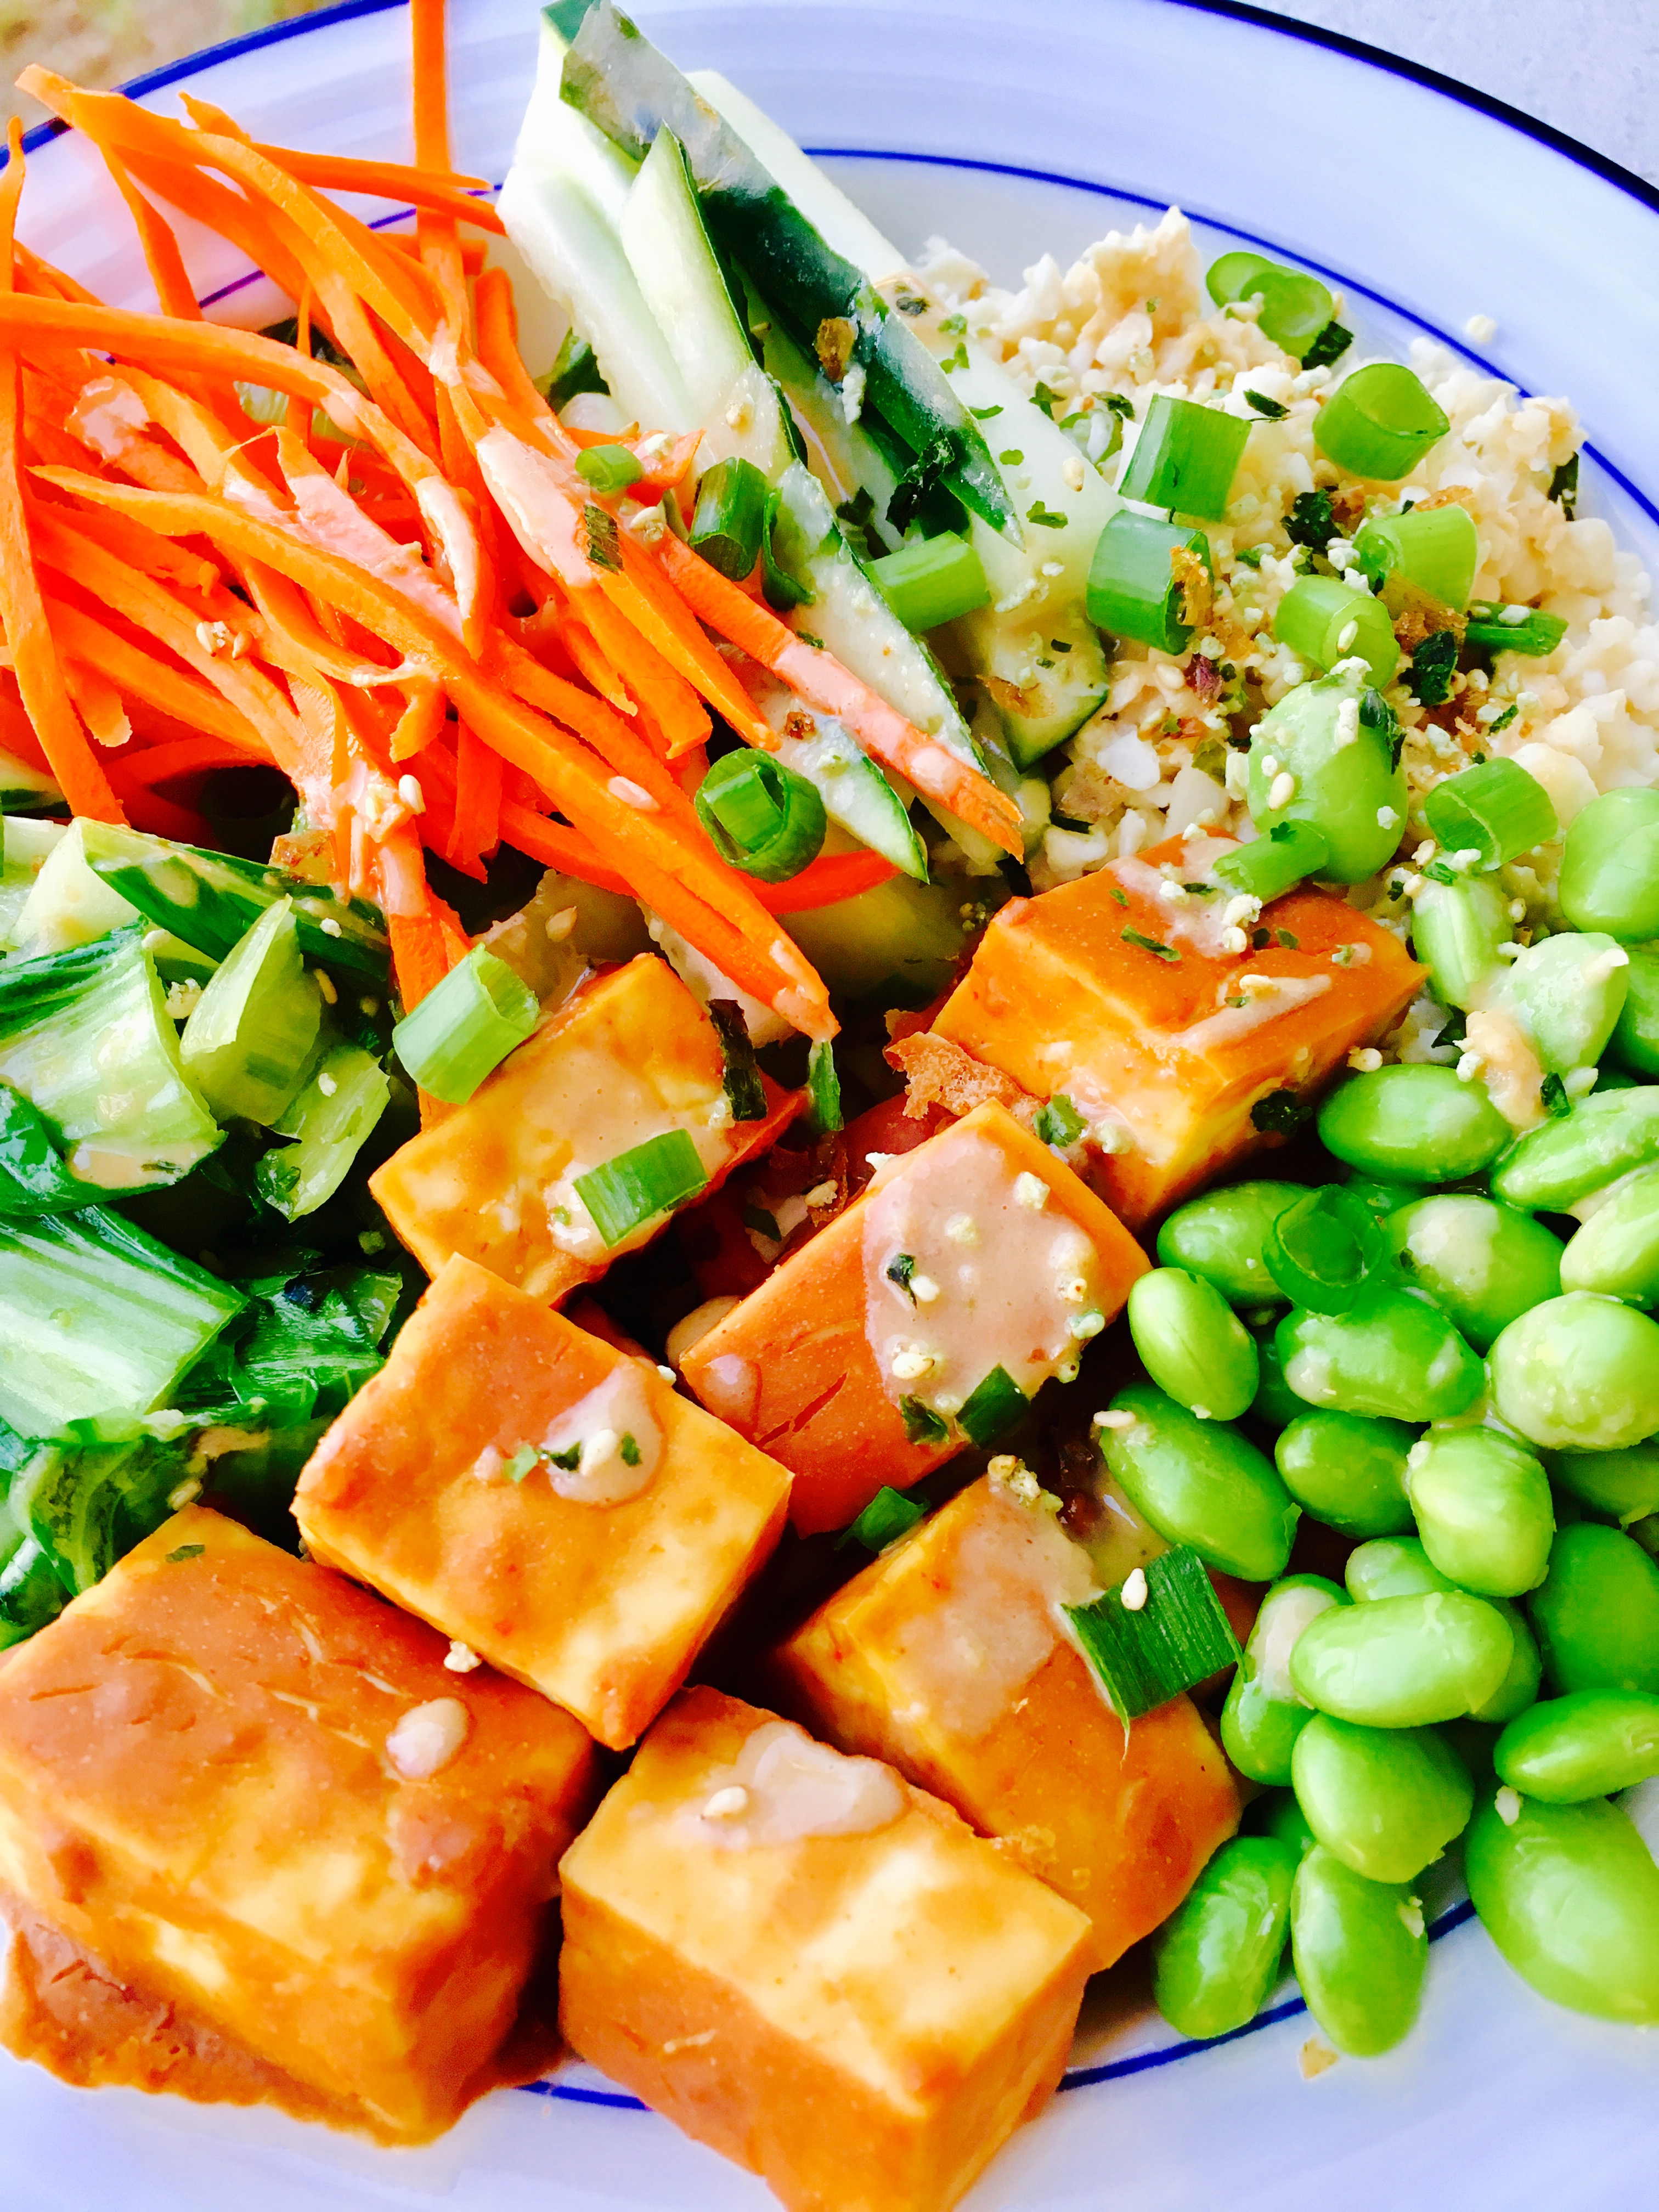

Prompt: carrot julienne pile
[{"left": 0, "top": 0, "right": 1022, "bottom": 1041}]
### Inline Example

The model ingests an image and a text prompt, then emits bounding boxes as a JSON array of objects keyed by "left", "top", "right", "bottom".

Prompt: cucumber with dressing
[{"left": 0, "top": 751, "right": 60, "bottom": 816}]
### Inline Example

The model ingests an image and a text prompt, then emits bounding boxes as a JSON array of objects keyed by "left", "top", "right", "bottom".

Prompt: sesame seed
[
  {"left": 1494, "top": 1785, "right": 1522, "bottom": 1826},
  {"left": 1120, "top": 1567, "right": 1148, "bottom": 1612},
  {"left": 397, "top": 773, "right": 426, "bottom": 814},
  {"left": 945, "top": 1212, "right": 979, "bottom": 1244},
  {"left": 1094, "top": 1408, "right": 1135, "bottom": 1430},
  {"left": 1066, "top": 1310, "right": 1105, "bottom": 1340},
  {"left": 1013, "top": 1173, "right": 1049, "bottom": 1211},
  {"left": 1347, "top": 1047, "right": 1383, "bottom": 1072},
  {"left": 1465, "top": 313, "right": 1497, "bottom": 343},
  {"left": 444, "top": 1641, "right": 482, "bottom": 1673},
  {"left": 703, "top": 1785, "right": 750, "bottom": 1820},
  {"left": 910, "top": 1273, "right": 940, "bottom": 1304},
  {"left": 1268, "top": 771, "right": 1296, "bottom": 810}
]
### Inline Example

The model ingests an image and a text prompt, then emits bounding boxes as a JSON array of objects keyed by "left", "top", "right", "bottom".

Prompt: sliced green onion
[
  {"left": 1206, "top": 251, "right": 1276, "bottom": 307},
  {"left": 391, "top": 944, "right": 539, "bottom": 1105},
  {"left": 837, "top": 1483, "right": 926, "bottom": 1552},
  {"left": 1213, "top": 820, "right": 1331, "bottom": 903},
  {"left": 1353, "top": 504, "right": 1479, "bottom": 611},
  {"left": 1423, "top": 757, "right": 1559, "bottom": 868},
  {"left": 957, "top": 1364, "right": 1028, "bottom": 1449},
  {"left": 1314, "top": 363, "right": 1449, "bottom": 481},
  {"left": 1273, "top": 574, "right": 1400, "bottom": 687},
  {"left": 695, "top": 751, "right": 827, "bottom": 883},
  {"left": 574, "top": 442, "right": 644, "bottom": 494},
  {"left": 706, "top": 998, "right": 766, "bottom": 1122},
  {"left": 899, "top": 1396, "right": 948, "bottom": 1445},
  {"left": 539, "top": 328, "right": 608, "bottom": 411},
  {"left": 806, "top": 1038, "right": 842, "bottom": 1136},
  {"left": 868, "top": 531, "right": 991, "bottom": 630},
  {"left": 1118, "top": 394, "right": 1249, "bottom": 521},
  {"left": 1086, "top": 511, "right": 1212, "bottom": 653},
  {"left": 1263, "top": 1185, "right": 1386, "bottom": 1313},
  {"left": 760, "top": 488, "right": 812, "bottom": 612},
  {"left": 1205, "top": 252, "right": 1338, "bottom": 363},
  {"left": 575, "top": 1128, "right": 709, "bottom": 1248},
  {"left": 1034, "top": 1093, "right": 1087, "bottom": 1148},
  {"left": 690, "top": 455, "right": 769, "bottom": 579},
  {"left": 257, "top": 1040, "right": 391, "bottom": 1222},
  {"left": 1065, "top": 1544, "right": 1242, "bottom": 1722},
  {"left": 1463, "top": 603, "right": 1568, "bottom": 657}
]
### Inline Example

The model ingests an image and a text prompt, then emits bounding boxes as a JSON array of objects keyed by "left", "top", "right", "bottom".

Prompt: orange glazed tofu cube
[
  {"left": 771, "top": 1475, "right": 1242, "bottom": 1973},
  {"left": 370, "top": 953, "right": 797, "bottom": 1305},
  {"left": 558, "top": 1685, "right": 1093, "bottom": 2212},
  {"left": 0, "top": 1507, "right": 596, "bottom": 2145},
  {"left": 933, "top": 832, "right": 1421, "bottom": 1226},
  {"left": 680, "top": 1099, "right": 1148, "bottom": 1537},
  {"left": 295, "top": 1255, "right": 791, "bottom": 1748}
]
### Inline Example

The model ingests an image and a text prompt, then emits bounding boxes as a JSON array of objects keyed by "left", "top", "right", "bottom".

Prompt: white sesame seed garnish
[
  {"left": 703, "top": 1785, "right": 751, "bottom": 1820},
  {"left": 944, "top": 1212, "right": 978, "bottom": 1244},
  {"left": 398, "top": 774, "right": 426, "bottom": 814},
  {"left": 1067, "top": 1310, "right": 1105, "bottom": 1340},
  {"left": 1013, "top": 1173, "right": 1049, "bottom": 1211},
  {"left": 1465, "top": 313, "right": 1497, "bottom": 343},
  {"left": 386, "top": 1697, "right": 470, "bottom": 1779},
  {"left": 1494, "top": 1786, "right": 1522, "bottom": 1826},
  {"left": 1121, "top": 1567, "right": 1149, "bottom": 1612},
  {"left": 889, "top": 1346, "right": 935, "bottom": 1381},
  {"left": 444, "top": 1640, "right": 482, "bottom": 1674},
  {"left": 1348, "top": 1047, "right": 1383, "bottom": 1072},
  {"left": 1094, "top": 1408, "right": 1135, "bottom": 1430},
  {"left": 1268, "top": 771, "right": 1296, "bottom": 811},
  {"left": 909, "top": 1273, "right": 940, "bottom": 1304}
]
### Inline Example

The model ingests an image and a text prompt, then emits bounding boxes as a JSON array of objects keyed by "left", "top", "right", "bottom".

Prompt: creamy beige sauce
[
  {"left": 1113, "top": 840, "right": 1239, "bottom": 958},
  {"left": 1173, "top": 973, "right": 1333, "bottom": 1056},
  {"left": 685, "top": 1719, "right": 905, "bottom": 1849},
  {"left": 282, "top": 461, "right": 460, "bottom": 637},
  {"left": 474, "top": 427, "right": 591, "bottom": 590},
  {"left": 1251, "top": 1583, "right": 1341, "bottom": 1702},
  {"left": 67, "top": 375, "right": 149, "bottom": 461},
  {"left": 862, "top": 1131, "right": 1102, "bottom": 1419},
  {"left": 1464, "top": 1005, "right": 1545, "bottom": 1130},
  {"left": 537, "top": 1362, "right": 662, "bottom": 1505}
]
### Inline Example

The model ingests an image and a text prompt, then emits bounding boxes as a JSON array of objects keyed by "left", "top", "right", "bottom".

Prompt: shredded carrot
[
  {"left": 755, "top": 850, "right": 900, "bottom": 913},
  {"left": 578, "top": 582, "right": 712, "bottom": 759},
  {"left": 42, "top": 596, "right": 265, "bottom": 754},
  {"left": 390, "top": 679, "right": 448, "bottom": 761},
  {"left": 474, "top": 268, "right": 552, "bottom": 426},
  {"left": 498, "top": 798, "right": 631, "bottom": 893},
  {"left": 443, "top": 721, "right": 502, "bottom": 879},
  {"left": 63, "top": 657, "right": 131, "bottom": 748},
  {"left": 256, "top": 150, "right": 503, "bottom": 229},
  {"left": 410, "top": 0, "right": 452, "bottom": 172},
  {"left": 116, "top": 735, "right": 255, "bottom": 785}
]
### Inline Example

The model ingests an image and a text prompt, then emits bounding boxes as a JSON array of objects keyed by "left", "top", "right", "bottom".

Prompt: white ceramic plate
[{"left": 8, "top": 3, "right": 1659, "bottom": 2204}]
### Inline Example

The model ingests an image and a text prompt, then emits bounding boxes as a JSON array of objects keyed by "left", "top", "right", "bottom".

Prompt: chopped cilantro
[
  {"left": 165, "top": 1543, "right": 204, "bottom": 1563},
  {"left": 545, "top": 1442, "right": 582, "bottom": 1472},
  {"left": 1410, "top": 628, "right": 1460, "bottom": 707},
  {"left": 1034, "top": 1094, "right": 1087, "bottom": 1148},
  {"left": 1302, "top": 320, "right": 1353, "bottom": 370},
  {"left": 1124, "top": 927, "right": 1179, "bottom": 962},
  {"left": 1233, "top": 544, "right": 1266, "bottom": 568},
  {"left": 899, "top": 1397, "right": 949, "bottom": 1445},
  {"left": 1541, "top": 1072, "right": 1572, "bottom": 1119},
  {"left": 1284, "top": 489, "right": 1336, "bottom": 549},
  {"left": 1275, "top": 928, "right": 1300, "bottom": 949},
  {"left": 619, "top": 1433, "right": 642, "bottom": 1468},
  {"left": 1109, "top": 885, "right": 1128, "bottom": 906},
  {"left": 1028, "top": 501, "right": 1068, "bottom": 529},
  {"left": 941, "top": 340, "right": 969, "bottom": 372},
  {"left": 886, "top": 1252, "right": 918, "bottom": 1301},
  {"left": 1253, "top": 926, "right": 1273, "bottom": 949},
  {"left": 1251, "top": 1089, "right": 1309, "bottom": 1136},
  {"left": 1103, "top": 392, "right": 1136, "bottom": 420},
  {"left": 1548, "top": 454, "right": 1578, "bottom": 518},
  {"left": 1424, "top": 861, "right": 1459, "bottom": 885},
  {"left": 1244, "top": 389, "right": 1289, "bottom": 419},
  {"left": 796, "top": 631, "right": 826, "bottom": 649},
  {"left": 969, "top": 403, "right": 1003, "bottom": 419},
  {"left": 1032, "top": 381, "right": 1064, "bottom": 419},
  {"left": 1488, "top": 704, "right": 1519, "bottom": 733}
]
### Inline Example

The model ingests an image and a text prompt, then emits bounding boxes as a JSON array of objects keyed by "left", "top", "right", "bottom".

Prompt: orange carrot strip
[
  {"left": 442, "top": 721, "right": 502, "bottom": 879},
  {"left": 495, "top": 638, "right": 696, "bottom": 824},
  {"left": 473, "top": 268, "right": 552, "bottom": 426},
  {"left": 606, "top": 534, "right": 775, "bottom": 749},
  {"left": 410, "top": 0, "right": 452, "bottom": 171},
  {"left": 255, "top": 150, "right": 504, "bottom": 228},
  {"left": 755, "top": 851, "right": 900, "bottom": 913},
  {"left": 42, "top": 596, "right": 265, "bottom": 754},
  {"left": 119, "top": 735, "right": 252, "bottom": 784},
  {"left": 63, "top": 658, "right": 131, "bottom": 748},
  {"left": 657, "top": 532, "right": 1024, "bottom": 856},
  {"left": 390, "top": 677, "right": 447, "bottom": 760},
  {"left": 578, "top": 581, "right": 712, "bottom": 759},
  {"left": 552, "top": 608, "right": 637, "bottom": 715},
  {"left": 498, "top": 797, "right": 630, "bottom": 894},
  {"left": 310, "top": 266, "right": 441, "bottom": 459}
]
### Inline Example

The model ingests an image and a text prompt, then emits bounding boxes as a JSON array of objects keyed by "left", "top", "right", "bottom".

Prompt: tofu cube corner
[
  {"left": 0, "top": 1507, "right": 596, "bottom": 2144},
  {"left": 295, "top": 1255, "right": 792, "bottom": 1748},
  {"left": 557, "top": 1685, "right": 1093, "bottom": 2212}
]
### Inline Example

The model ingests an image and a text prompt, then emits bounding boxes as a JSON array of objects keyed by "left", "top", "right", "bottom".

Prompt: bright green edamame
[
  {"left": 1551, "top": 1440, "right": 1659, "bottom": 1526},
  {"left": 1248, "top": 1320, "right": 1305, "bottom": 1430},
  {"left": 1560, "top": 1166, "right": 1659, "bottom": 1306},
  {"left": 1150, "top": 1836, "right": 1297, "bottom": 2040},
  {"left": 1344, "top": 1174, "right": 1419, "bottom": 1222},
  {"left": 1387, "top": 1193, "right": 1563, "bottom": 1353},
  {"left": 1492, "top": 932, "right": 1630, "bottom": 1075},
  {"left": 1277, "top": 1291, "right": 1483, "bottom": 1421},
  {"left": 1558, "top": 787, "right": 1659, "bottom": 943},
  {"left": 1290, "top": 1844, "right": 1427, "bottom": 2055},
  {"left": 1474, "top": 1599, "right": 1544, "bottom": 1725},
  {"left": 1290, "top": 1590, "right": 1514, "bottom": 1725},
  {"left": 1274, "top": 1410, "right": 1416, "bottom": 1538},
  {"left": 1610, "top": 944, "right": 1659, "bottom": 1076},
  {"left": 1156, "top": 1181, "right": 1305, "bottom": 1306},
  {"left": 1222, "top": 1575, "right": 1347, "bottom": 1785},
  {"left": 1465, "top": 1791, "right": 1659, "bottom": 2024},
  {"left": 1291, "top": 1713, "right": 1472, "bottom": 1883},
  {"left": 1410, "top": 873, "right": 1511, "bottom": 1011},
  {"left": 1246, "top": 669, "right": 1406, "bottom": 882},
  {"left": 1492, "top": 1085, "right": 1659, "bottom": 1212},
  {"left": 1319, "top": 1063, "right": 1512, "bottom": 1185},
  {"left": 1101, "top": 1385, "right": 1300, "bottom": 1581},
  {"left": 1494, "top": 1689, "right": 1659, "bottom": 1801},
  {"left": 1248, "top": 1786, "right": 1318, "bottom": 1859},
  {"left": 1530, "top": 1523, "right": 1659, "bottom": 1694},
  {"left": 1488, "top": 1293, "right": 1659, "bottom": 1450},
  {"left": 1406, "top": 1427, "right": 1555, "bottom": 1595},
  {"left": 1127, "top": 1267, "right": 1259, "bottom": 1421},
  {"left": 1345, "top": 1535, "right": 1457, "bottom": 1604}
]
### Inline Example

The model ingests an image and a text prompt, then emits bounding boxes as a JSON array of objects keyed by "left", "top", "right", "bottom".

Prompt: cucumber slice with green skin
[
  {"left": 77, "top": 821, "right": 389, "bottom": 989},
  {"left": 0, "top": 928, "right": 221, "bottom": 1194},
  {"left": 0, "top": 749, "right": 61, "bottom": 817},
  {"left": 179, "top": 898, "right": 324, "bottom": 1127},
  {"left": 0, "top": 819, "right": 64, "bottom": 951},
  {"left": 740, "top": 662, "right": 928, "bottom": 881},
  {"left": 256, "top": 1038, "right": 390, "bottom": 1222},
  {"left": 0, "top": 1205, "right": 244, "bottom": 1436},
  {"left": 761, "top": 314, "right": 907, "bottom": 550},
  {"left": 562, "top": 2, "right": 1015, "bottom": 538},
  {"left": 784, "top": 873, "right": 974, "bottom": 1001}
]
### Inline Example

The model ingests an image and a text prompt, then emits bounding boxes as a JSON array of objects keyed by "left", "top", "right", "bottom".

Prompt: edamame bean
[
  {"left": 1473, "top": 1600, "right": 1544, "bottom": 1725},
  {"left": 1247, "top": 1321, "right": 1304, "bottom": 1431},
  {"left": 1492, "top": 1085, "right": 1659, "bottom": 1213},
  {"left": 1494, "top": 1689, "right": 1659, "bottom": 1801},
  {"left": 1277, "top": 1291, "right": 1484, "bottom": 1422},
  {"left": 1386, "top": 1193, "right": 1563, "bottom": 1353},
  {"left": 1610, "top": 944, "right": 1659, "bottom": 1077},
  {"left": 1558, "top": 786, "right": 1659, "bottom": 943},
  {"left": 1156, "top": 1181, "right": 1307, "bottom": 1307},
  {"left": 1275, "top": 1410, "right": 1416, "bottom": 1538},
  {"left": 1247, "top": 1786, "right": 1318, "bottom": 1859},
  {"left": 1101, "top": 1385, "right": 1300, "bottom": 1581},
  {"left": 1345, "top": 1536, "right": 1457, "bottom": 1604},
  {"left": 1222, "top": 1575, "right": 1348, "bottom": 1784},
  {"left": 1290, "top": 1591, "right": 1515, "bottom": 1725},
  {"left": 1464, "top": 1791, "right": 1659, "bottom": 2024},
  {"left": 1492, "top": 932, "right": 1630, "bottom": 1075},
  {"left": 1530, "top": 1523, "right": 1659, "bottom": 1694},
  {"left": 1551, "top": 1440, "right": 1659, "bottom": 1526},
  {"left": 1247, "top": 670, "right": 1406, "bottom": 883},
  {"left": 1488, "top": 1293, "right": 1659, "bottom": 1450},
  {"left": 1344, "top": 1174, "right": 1420, "bottom": 1222},
  {"left": 1150, "top": 1836, "right": 1297, "bottom": 2040},
  {"left": 1290, "top": 1844, "right": 1427, "bottom": 2055},
  {"left": 1411, "top": 873, "right": 1511, "bottom": 1011},
  {"left": 1406, "top": 1427, "right": 1555, "bottom": 1595},
  {"left": 1291, "top": 1713, "right": 1472, "bottom": 1882},
  {"left": 1560, "top": 1166, "right": 1659, "bottom": 1306},
  {"left": 1318, "top": 1064, "right": 1512, "bottom": 1184},
  {"left": 1127, "top": 1267, "right": 1259, "bottom": 1421}
]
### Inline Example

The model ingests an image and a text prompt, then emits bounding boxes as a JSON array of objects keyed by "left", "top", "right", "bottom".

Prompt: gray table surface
[{"left": 1257, "top": 0, "right": 1658, "bottom": 189}]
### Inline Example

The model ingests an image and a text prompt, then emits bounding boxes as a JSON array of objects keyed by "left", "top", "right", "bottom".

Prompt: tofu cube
[
  {"left": 0, "top": 1508, "right": 596, "bottom": 2144},
  {"left": 933, "top": 832, "right": 1421, "bottom": 1226},
  {"left": 295, "top": 1256, "right": 791, "bottom": 1748},
  {"left": 558, "top": 1685, "right": 1092, "bottom": 2212},
  {"left": 370, "top": 953, "right": 797, "bottom": 1305},
  {"left": 680, "top": 1099, "right": 1149, "bottom": 1537},
  {"left": 771, "top": 1476, "right": 1242, "bottom": 1972}
]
